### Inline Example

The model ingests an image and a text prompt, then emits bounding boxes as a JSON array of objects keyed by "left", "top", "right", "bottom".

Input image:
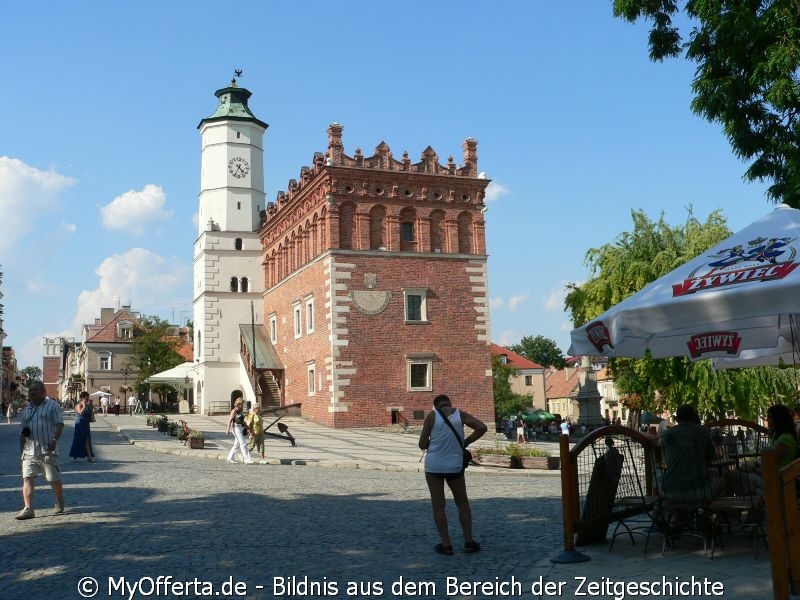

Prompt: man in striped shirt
[{"left": 15, "top": 381, "right": 65, "bottom": 520}]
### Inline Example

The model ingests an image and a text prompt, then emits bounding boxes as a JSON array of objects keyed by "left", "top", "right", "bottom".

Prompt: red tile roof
[
  {"left": 489, "top": 342, "right": 544, "bottom": 369},
  {"left": 85, "top": 309, "right": 136, "bottom": 343},
  {"left": 544, "top": 366, "right": 581, "bottom": 399}
]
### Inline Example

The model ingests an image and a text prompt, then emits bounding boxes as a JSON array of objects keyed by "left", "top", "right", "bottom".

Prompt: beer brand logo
[
  {"left": 672, "top": 236, "right": 798, "bottom": 297},
  {"left": 687, "top": 331, "right": 742, "bottom": 358},
  {"left": 586, "top": 321, "right": 613, "bottom": 353}
]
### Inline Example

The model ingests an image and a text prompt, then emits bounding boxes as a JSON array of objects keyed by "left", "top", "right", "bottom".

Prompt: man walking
[{"left": 16, "top": 381, "right": 66, "bottom": 520}]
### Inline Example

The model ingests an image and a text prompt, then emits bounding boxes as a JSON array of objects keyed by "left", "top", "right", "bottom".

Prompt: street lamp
[{"left": 121, "top": 367, "right": 132, "bottom": 412}]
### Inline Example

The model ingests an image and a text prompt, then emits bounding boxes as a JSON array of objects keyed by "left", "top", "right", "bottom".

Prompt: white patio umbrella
[
  {"left": 569, "top": 204, "right": 800, "bottom": 362},
  {"left": 88, "top": 390, "right": 112, "bottom": 398}
]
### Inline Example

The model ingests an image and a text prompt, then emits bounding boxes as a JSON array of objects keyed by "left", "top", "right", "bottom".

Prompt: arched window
[
  {"left": 399, "top": 207, "right": 416, "bottom": 252},
  {"left": 369, "top": 205, "right": 386, "bottom": 250},
  {"left": 234, "top": 238, "right": 243, "bottom": 251},
  {"left": 241, "top": 277, "right": 249, "bottom": 292},
  {"left": 230, "top": 277, "right": 238, "bottom": 292}
]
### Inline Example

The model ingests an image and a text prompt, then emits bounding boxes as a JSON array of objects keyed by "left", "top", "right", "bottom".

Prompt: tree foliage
[
  {"left": 20, "top": 366, "right": 43, "bottom": 383},
  {"left": 565, "top": 208, "right": 798, "bottom": 416},
  {"left": 492, "top": 355, "right": 532, "bottom": 419},
  {"left": 129, "top": 315, "right": 184, "bottom": 388},
  {"left": 509, "top": 335, "right": 566, "bottom": 369},
  {"left": 612, "top": 0, "right": 800, "bottom": 205}
]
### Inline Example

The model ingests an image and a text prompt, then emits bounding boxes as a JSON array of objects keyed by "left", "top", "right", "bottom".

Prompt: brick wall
[{"left": 265, "top": 251, "right": 494, "bottom": 428}]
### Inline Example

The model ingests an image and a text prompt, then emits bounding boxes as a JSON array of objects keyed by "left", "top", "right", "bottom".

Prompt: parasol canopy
[{"left": 569, "top": 204, "right": 800, "bottom": 363}]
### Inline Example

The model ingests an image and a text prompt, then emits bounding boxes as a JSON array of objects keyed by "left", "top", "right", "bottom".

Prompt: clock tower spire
[
  {"left": 197, "top": 76, "right": 268, "bottom": 233},
  {"left": 193, "top": 77, "right": 268, "bottom": 414}
]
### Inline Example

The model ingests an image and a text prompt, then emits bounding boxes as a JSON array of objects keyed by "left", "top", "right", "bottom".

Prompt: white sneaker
[
  {"left": 15, "top": 507, "right": 35, "bottom": 520},
  {"left": 259, "top": 459, "right": 267, "bottom": 464},
  {"left": 244, "top": 459, "right": 255, "bottom": 464},
  {"left": 226, "top": 458, "right": 237, "bottom": 464}
]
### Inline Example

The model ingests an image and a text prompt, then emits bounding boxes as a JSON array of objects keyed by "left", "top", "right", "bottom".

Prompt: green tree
[
  {"left": 20, "top": 366, "right": 43, "bottom": 383},
  {"left": 612, "top": 0, "right": 800, "bottom": 205},
  {"left": 509, "top": 335, "right": 566, "bottom": 369},
  {"left": 491, "top": 355, "right": 531, "bottom": 419},
  {"left": 565, "top": 208, "right": 797, "bottom": 416},
  {"left": 129, "top": 315, "right": 184, "bottom": 387}
]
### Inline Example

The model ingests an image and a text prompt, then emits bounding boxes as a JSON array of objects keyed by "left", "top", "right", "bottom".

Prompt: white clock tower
[{"left": 192, "top": 79, "right": 268, "bottom": 414}]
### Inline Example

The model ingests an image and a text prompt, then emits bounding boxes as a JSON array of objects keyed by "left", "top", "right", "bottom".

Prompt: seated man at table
[
  {"left": 658, "top": 405, "right": 717, "bottom": 498},
  {"left": 652, "top": 404, "right": 724, "bottom": 537}
]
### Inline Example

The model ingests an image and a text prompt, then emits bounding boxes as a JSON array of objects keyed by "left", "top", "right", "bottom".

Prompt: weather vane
[{"left": 232, "top": 68, "right": 243, "bottom": 86}]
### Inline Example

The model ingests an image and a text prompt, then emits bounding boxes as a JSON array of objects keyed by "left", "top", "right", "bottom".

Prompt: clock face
[{"left": 228, "top": 157, "right": 250, "bottom": 179}]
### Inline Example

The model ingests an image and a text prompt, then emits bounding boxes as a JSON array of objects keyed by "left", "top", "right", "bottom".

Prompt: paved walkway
[{"left": 0, "top": 412, "right": 776, "bottom": 599}]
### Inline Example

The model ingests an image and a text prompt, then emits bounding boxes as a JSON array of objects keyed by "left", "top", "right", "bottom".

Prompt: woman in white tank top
[{"left": 418, "top": 394, "right": 487, "bottom": 555}]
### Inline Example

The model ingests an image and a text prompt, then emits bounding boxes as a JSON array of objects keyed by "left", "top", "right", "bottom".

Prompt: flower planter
[
  {"left": 518, "top": 456, "right": 546, "bottom": 469},
  {"left": 476, "top": 454, "right": 513, "bottom": 468},
  {"left": 188, "top": 437, "right": 205, "bottom": 449}
]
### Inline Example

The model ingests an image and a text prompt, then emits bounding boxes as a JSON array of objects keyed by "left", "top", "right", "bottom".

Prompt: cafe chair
[{"left": 647, "top": 444, "right": 720, "bottom": 557}]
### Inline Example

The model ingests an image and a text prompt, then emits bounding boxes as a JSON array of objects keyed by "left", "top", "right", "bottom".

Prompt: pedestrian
[
  {"left": 6, "top": 401, "right": 13, "bottom": 424},
  {"left": 69, "top": 391, "right": 95, "bottom": 463},
  {"left": 226, "top": 397, "right": 255, "bottom": 464},
  {"left": 418, "top": 394, "right": 487, "bottom": 555},
  {"left": 100, "top": 394, "right": 109, "bottom": 416},
  {"left": 245, "top": 405, "right": 267, "bottom": 464},
  {"left": 765, "top": 404, "right": 798, "bottom": 470},
  {"left": 113, "top": 396, "right": 121, "bottom": 415},
  {"left": 506, "top": 416, "right": 514, "bottom": 440},
  {"left": 15, "top": 381, "right": 66, "bottom": 520},
  {"left": 560, "top": 419, "right": 570, "bottom": 436},
  {"left": 516, "top": 415, "right": 526, "bottom": 443}
]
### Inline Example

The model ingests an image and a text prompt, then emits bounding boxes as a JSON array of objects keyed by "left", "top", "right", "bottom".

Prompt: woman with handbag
[
  {"left": 225, "top": 397, "right": 255, "bottom": 464},
  {"left": 418, "top": 394, "right": 487, "bottom": 555},
  {"left": 69, "top": 391, "right": 95, "bottom": 463}
]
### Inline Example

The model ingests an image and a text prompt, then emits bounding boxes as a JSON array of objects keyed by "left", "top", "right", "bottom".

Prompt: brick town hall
[{"left": 192, "top": 78, "right": 494, "bottom": 428}]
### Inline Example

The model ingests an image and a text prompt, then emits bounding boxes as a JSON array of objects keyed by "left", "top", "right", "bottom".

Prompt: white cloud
[
  {"left": 73, "top": 248, "right": 190, "bottom": 328},
  {"left": 484, "top": 181, "right": 509, "bottom": 203},
  {"left": 495, "top": 329, "right": 522, "bottom": 346},
  {"left": 0, "top": 156, "right": 76, "bottom": 256},
  {"left": 507, "top": 293, "right": 529, "bottom": 311},
  {"left": 489, "top": 296, "right": 505, "bottom": 309},
  {"left": 543, "top": 281, "right": 573, "bottom": 311},
  {"left": 101, "top": 184, "right": 173, "bottom": 235}
]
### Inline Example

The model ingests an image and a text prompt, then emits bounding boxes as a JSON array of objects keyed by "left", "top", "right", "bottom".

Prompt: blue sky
[{"left": 1, "top": 1, "right": 775, "bottom": 369}]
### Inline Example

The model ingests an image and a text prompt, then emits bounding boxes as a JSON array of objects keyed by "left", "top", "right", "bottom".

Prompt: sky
[{"left": 0, "top": 1, "right": 777, "bottom": 370}]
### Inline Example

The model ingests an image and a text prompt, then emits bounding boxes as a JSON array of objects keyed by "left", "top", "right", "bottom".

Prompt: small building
[{"left": 489, "top": 342, "right": 546, "bottom": 410}]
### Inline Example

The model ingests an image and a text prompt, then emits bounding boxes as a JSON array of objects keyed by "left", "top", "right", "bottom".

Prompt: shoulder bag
[{"left": 436, "top": 407, "right": 472, "bottom": 469}]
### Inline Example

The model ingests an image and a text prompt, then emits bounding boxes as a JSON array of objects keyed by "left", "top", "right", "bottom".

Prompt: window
[
  {"left": 525, "top": 375, "right": 532, "bottom": 386},
  {"left": 235, "top": 238, "right": 243, "bottom": 250},
  {"left": 99, "top": 352, "right": 112, "bottom": 371},
  {"left": 305, "top": 296, "right": 314, "bottom": 334},
  {"left": 241, "top": 277, "right": 249, "bottom": 293},
  {"left": 293, "top": 302, "right": 302, "bottom": 338},
  {"left": 408, "top": 360, "right": 432, "bottom": 391},
  {"left": 499, "top": 354, "right": 508, "bottom": 364},
  {"left": 307, "top": 362, "right": 316, "bottom": 394},
  {"left": 401, "top": 222, "right": 414, "bottom": 242},
  {"left": 230, "top": 277, "right": 238, "bottom": 292},
  {"left": 403, "top": 288, "right": 428, "bottom": 322},
  {"left": 117, "top": 321, "right": 133, "bottom": 339},
  {"left": 269, "top": 314, "right": 277, "bottom": 344}
]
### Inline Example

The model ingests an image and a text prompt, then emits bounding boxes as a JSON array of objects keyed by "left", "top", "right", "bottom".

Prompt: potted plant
[
  {"left": 187, "top": 429, "right": 205, "bottom": 449},
  {"left": 167, "top": 421, "right": 180, "bottom": 437},
  {"left": 156, "top": 415, "right": 169, "bottom": 433},
  {"left": 475, "top": 443, "right": 559, "bottom": 469}
]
